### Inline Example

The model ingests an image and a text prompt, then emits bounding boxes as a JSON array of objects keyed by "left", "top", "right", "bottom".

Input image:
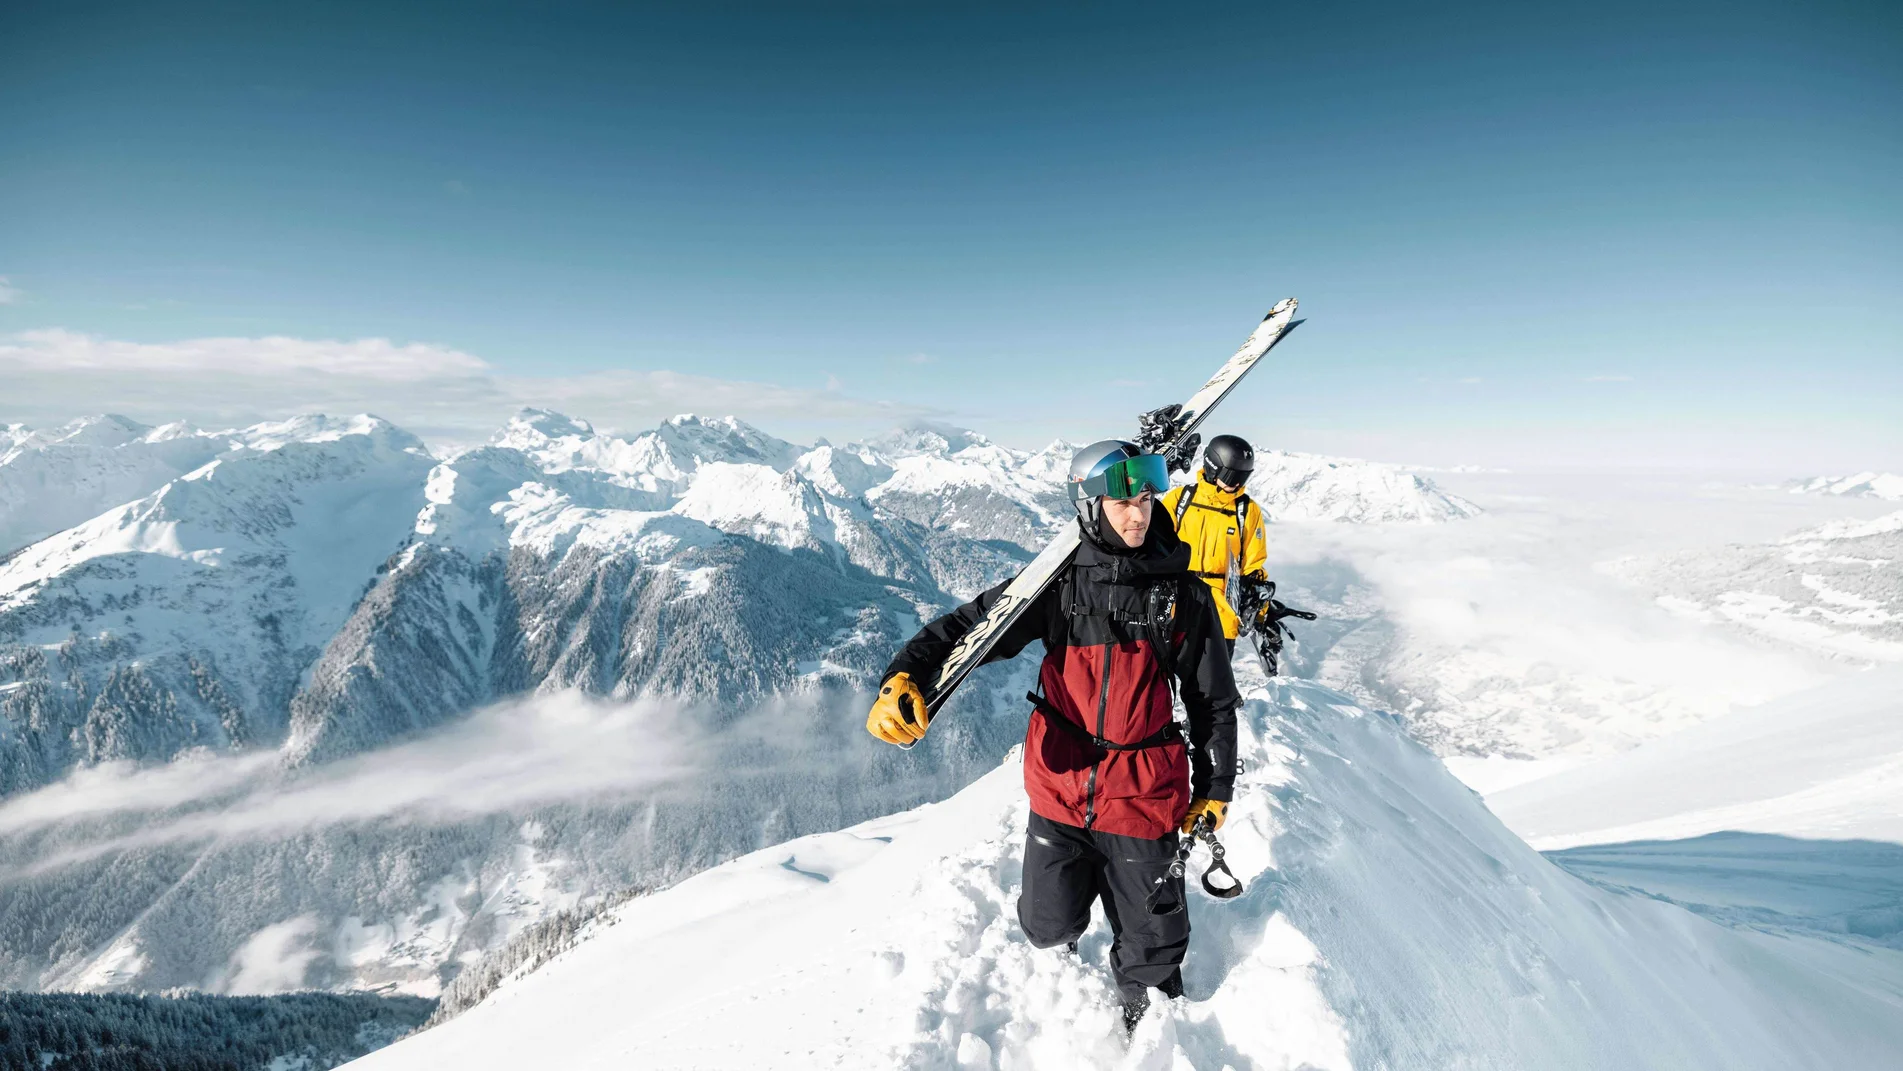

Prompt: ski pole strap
[
  {"left": 1143, "top": 814, "right": 1243, "bottom": 914},
  {"left": 1196, "top": 824, "right": 1243, "bottom": 899},
  {"left": 1025, "top": 693, "right": 1183, "bottom": 751},
  {"left": 1268, "top": 600, "right": 1318, "bottom": 623}
]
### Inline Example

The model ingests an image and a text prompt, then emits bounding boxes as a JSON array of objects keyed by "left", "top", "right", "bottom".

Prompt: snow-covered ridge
[
  {"left": 1243, "top": 449, "right": 1483, "bottom": 524},
  {"left": 352, "top": 675, "right": 1903, "bottom": 1071},
  {"left": 0, "top": 413, "right": 425, "bottom": 557},
  {"left": 1788, "top": 471, "right": 1903, "bottom": 501}
]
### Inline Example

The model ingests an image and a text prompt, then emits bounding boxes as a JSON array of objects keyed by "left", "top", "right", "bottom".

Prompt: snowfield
[
  {"left": 351, "top": 674, "right": 1903, "bottom": 1071},
  {"left": 1488, "top": 664, "right": 1903, "bottom": 851}
]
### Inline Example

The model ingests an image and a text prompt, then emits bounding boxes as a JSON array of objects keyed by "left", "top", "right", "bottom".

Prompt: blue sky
[{"left": 2, "top": 0, "right": 1898, "bottom": 472}]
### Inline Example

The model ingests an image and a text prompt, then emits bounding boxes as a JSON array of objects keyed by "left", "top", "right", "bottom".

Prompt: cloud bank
[
  {"left": 0, "top": 690, "right": 699, "bottom": 877},
  {"left": 0, "top": 328, "right": 933, "bottom": 448}
]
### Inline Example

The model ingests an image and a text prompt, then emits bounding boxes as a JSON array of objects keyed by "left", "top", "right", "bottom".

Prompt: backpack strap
[
  {"left": 1173, "top": 483, "right": 1195, "bottom": 531},
  {"left": 1025, "top": 692, "right": 1184, "bottom": 751}
]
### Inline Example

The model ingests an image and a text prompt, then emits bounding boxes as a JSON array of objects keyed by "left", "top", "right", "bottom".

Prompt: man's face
[
  {"left": 1101, "top": 492, "right": 1153, "bottom": 548},
  {"left": 1217, "top": 479, "right": 1243, "bottom": 493}
]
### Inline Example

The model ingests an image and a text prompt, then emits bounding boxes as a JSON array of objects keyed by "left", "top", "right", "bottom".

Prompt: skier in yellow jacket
[{"left": 1160, "top": 435, "right": 1266, "bottom": 653}]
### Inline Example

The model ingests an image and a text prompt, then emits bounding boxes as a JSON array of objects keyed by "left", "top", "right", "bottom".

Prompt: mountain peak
[
  {"left": 45, "top": 413, "right": 153, "bottom": 448},
  {"left": 233, "top": 413, "right": 425, "bottom": 453},
  {"left": 1789, "top": 472, "right": 1903, "bottom": 502},
  {"left": 494, "top": 409, "right": 597, "bottom": 446},
  {"left": 867, "top": 423, "right": 993, "bottom": 459}
]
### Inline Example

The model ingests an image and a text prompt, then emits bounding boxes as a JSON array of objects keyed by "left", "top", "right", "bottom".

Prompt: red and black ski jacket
[{"left": 884, "top": 515, "right": 1239, "bottom": 840}]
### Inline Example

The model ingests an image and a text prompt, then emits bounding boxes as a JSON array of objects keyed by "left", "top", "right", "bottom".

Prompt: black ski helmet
[
  {"left": 1202, "top": 435, "right": 1254, "bottom": 488},
  {"left": 1068, "top": 439, "right": 1168, "bottom": 527}
]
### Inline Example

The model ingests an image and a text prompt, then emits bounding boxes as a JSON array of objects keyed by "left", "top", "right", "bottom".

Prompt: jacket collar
[
  {"left": 1193, "top": 471, "right": 1241, "bottom": 508},
  {"left": 1075, "top": 503, "right": 1192, "bottom": 580}
]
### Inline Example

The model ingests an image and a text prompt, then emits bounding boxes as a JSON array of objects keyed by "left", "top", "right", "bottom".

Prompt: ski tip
[{"left": 1263, "top": 297, "right": 1298, "bottom": 319}]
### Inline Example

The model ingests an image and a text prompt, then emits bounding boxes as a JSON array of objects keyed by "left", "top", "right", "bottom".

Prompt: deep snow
[{"left": 350, "top": 673, "right": 1903, "bottom": 1071}]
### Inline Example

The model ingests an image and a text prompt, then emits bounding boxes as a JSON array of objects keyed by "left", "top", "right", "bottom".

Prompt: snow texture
[{"left": 351, "top": 674, "right": 1903, "bottom": 1070}]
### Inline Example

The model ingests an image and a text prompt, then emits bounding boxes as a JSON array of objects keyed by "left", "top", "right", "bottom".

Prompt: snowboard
[{"left": 917, "top": 298, "right": 1303, "bottom": 717}]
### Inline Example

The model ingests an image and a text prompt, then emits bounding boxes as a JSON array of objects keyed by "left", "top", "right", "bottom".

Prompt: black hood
[{"left": 1076, "top": 502, "right": 1191, "bottom": 582}]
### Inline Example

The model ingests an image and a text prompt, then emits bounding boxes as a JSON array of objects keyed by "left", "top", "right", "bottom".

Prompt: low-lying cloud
[
  {"left": 0, "top": 328, "right": 934, "bottom": 448},
  {"left": 0, "top": 690, "right": 700, "bottom": 877},
  {"left": 1265, "top": 471, "right": 1872, "bottom": 757}
]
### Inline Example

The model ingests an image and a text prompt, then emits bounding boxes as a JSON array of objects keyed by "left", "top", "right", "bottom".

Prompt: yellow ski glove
[
  {"left": 1181, "top": 798, "right": 1227, "bottom": 834},
  {"left": 866, "top": 672, "right": 930, "bottom": 746}
]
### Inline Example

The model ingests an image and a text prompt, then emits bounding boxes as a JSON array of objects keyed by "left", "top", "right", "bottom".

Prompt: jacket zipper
[{"left": 1084, "top": 640, "right": 1112, "bottom": 828}]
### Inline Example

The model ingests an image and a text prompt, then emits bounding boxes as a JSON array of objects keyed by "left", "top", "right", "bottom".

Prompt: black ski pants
[{"left": 1017, "top": 811, "right": 1188, "bottom": 1000}]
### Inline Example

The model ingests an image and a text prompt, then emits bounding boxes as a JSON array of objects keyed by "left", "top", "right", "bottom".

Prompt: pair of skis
[
  {"left": 1235, "top": 577, "right": 1318, "bottom": 678},
  {"left": 916, "top": 298, "right": 1304, "bottom": 717}
]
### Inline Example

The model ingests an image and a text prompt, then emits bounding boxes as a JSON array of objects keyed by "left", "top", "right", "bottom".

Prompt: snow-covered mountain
[
  {"left": 0, "top": 409, "right": 1486, "bottom": 997},
  {"left": 0, "top": 418, "right": 436, "bottom": 794},
  {"left": 1244, "top": 449, "right": 1482, "bottom": 524},
  {"left": 0, "top": 413, "right": 416, "bottom": 558},
  {"left": 1788, "top": 471, "right": 1903, "bottom": 501},
  {"left": 350, "top": 673, "right": 1903, "bottom": 1070},
  {"left": 1, "top": 415, "right": 224, "bottom": 557}
]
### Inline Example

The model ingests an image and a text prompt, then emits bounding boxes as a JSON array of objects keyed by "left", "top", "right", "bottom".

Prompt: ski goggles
[
  {"left": 1071, "top": 452, "right": 1170, "bottom": 501},
  {"left": 1205, "top": 463, "right": 1252, "bottom": 489}
]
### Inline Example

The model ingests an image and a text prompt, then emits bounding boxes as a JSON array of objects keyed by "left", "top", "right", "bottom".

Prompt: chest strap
[{"left": 1026, "top": 692, "right": 1183, "bottom": 751}]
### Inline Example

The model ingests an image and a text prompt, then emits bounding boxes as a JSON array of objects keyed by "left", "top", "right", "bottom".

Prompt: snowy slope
[
  {"left": 489, "top": 409, "right": 802, "bottom": 495},
  {"left": 1478, "top": 666, "right": 1903, "bottom": 981},
  {"left": 1245, "top": 450, "right": 1481, "bottom": 524},
  {"left": 0, "top": 414, "right": 428, "bottom": 558},
  {"left": 352, "top": 675, "right": 1903, "bottom": 1071},
  {"left": 1488, "top": 665, "right": 1903, "bottom": 850},
  {"left": 860, "top": 426, "right": 1077, "bottom": 550},
  {"left": 0, "top": 419, "right": 435, "bottom": 791},
  {"left": 0, "top": 415, "right": 225, "bottom": 556}
]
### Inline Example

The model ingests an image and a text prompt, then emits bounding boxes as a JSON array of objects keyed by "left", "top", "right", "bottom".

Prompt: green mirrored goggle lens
[{"left": 1100, "top": 453, "right": 1169, "bottom": 499}]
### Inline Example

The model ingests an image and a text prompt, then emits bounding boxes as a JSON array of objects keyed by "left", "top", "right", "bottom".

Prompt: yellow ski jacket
[{"left": 1161, "top": 473, "right": 1268, "bottom": 639}]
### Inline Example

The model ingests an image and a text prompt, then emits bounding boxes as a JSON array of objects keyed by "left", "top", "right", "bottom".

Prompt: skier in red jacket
[{"left": 866, "top": 440, "right": 1241, "bottom": 1030}]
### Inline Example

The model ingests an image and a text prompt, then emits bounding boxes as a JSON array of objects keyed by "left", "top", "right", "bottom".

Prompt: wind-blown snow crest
[{"left": 351, "top": 674, "right": 1903, "bottom": 1071}]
